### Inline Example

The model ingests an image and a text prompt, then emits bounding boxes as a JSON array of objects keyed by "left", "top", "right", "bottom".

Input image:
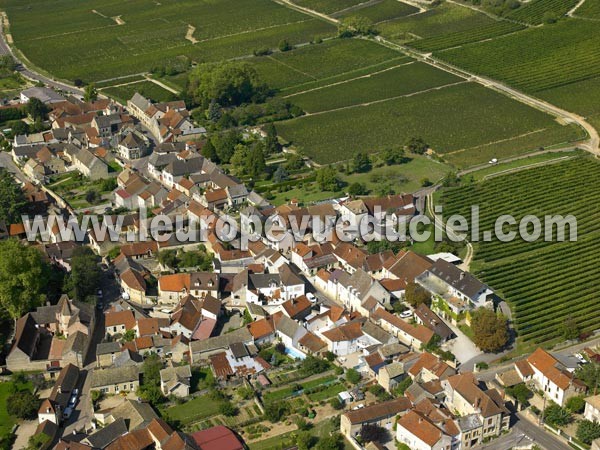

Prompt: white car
[
  {"left": 400, "top": 310, "right": 413, "bottom": 319},
  {"left": 575, "top": 353, "right": 588, "bottom": 364},
  {"left": 306, "top": 293, "right": 317, "bottom": 303}
]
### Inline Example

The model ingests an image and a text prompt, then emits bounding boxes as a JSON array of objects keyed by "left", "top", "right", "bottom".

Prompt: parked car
[
  {"left": 575, "top": 353, "right": 588, "bottom": 364},
  {"left": 63, "top": 406, "right": 73, "bottom": 419},
  {"left": 306, "top": 292, "right": 317, "bottom": 303},
  {"left": 400, "top": 310, "right": 413, "bottom": 319}
]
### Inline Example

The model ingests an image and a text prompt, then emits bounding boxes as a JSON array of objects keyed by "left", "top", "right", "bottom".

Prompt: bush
[
  {"left": 329, "top": 397, "right": 344, "bottom": 410},
  {"left": 346, "top": 368, "right": 361, "bottom": 384},
  {"left": 219, "top": 401, "right": 238, "bottom": 417},
  {"left": 7, "top": 390, "right": 40, "bottom": 419},
  {"left": 565, "top": 396, "right": 585, "bottom": 414},
  {"left": 577, "top": 420, "right": 600, "bottom": 445},
  {"left": 543, "top": 403, "right": 572, "bottom": 427}
]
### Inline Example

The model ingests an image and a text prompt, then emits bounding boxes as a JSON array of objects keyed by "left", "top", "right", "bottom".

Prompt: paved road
[
  {"left": 0, "top": 16, "right": 82, "bottom": 95},
  {"left": 515, "top": 413, "right": 572, "bottom": 450},
  {"left": 473, "top": 428, "right": 532, "bottom": 450}
]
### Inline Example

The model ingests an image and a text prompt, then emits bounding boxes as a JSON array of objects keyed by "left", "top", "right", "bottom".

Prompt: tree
[
  {"left": 0, "top": 240, "right": 49, "bottom": 320},
  {"left": 285, "top": 153, "right": 305, "bottom": 170},
  {"left": 299, "top": 355, "right": 330, "bottom": 375},
  {"left": 278, "top": 39, "right": 292, "bottom": 52},
  {"left": 352, "top": 152, "right": 371, "bottom": 173},
  {"left": 421, "top": 178, "right": 433, "bottom": 187},
  {"left": 212, "top": 130, "right": 240, "bottom": 164},
  {"left": 273, "top": 165, "right": 289, "bottom": 183},
  {"left": 565, "top": 395, "right": 585, "bottom": 413},
  {"left": 338, "top": 16, "right": 377, "bottom": 37},
  {"left": 505, "top": 383, "right": 533, "bottom": 407},
  {"left": 560, "top": 315, "right": 580, "bottom": 340},
  {"left": 395, "top": 376, "right": 412, "bottom": 396},
  {"left": 246, "top": 143, "right": 266, "bottom": 178},
  {"left": 359, "top": 424, "right": 387, "bottom": 443},
  {"left": 295, "top": 430, "right": 315, "bottom": 450},
  {"left": 577, "top": 420, "right": 600, "bottom": 445},
  {"left": 201, "top": 139, "right": 219, "bottom": 162},
  {"left": 138, "top": 354, "right": 164, "bottom": 405},
  {"left": 543, "top": 403, "right": 572, "bottom": 427},
  {"left": 237, "top": 385, "right": 254, "bottom": 400},
  {"left": 264, "top": 400, "right": 289, "bottom": 422},
  {"left": 348, "top": 182, "right": 368, "bottom": 196},
  {"left": 0, "top": 171, "right": 26, "bottom": 224},
  {"left": 316, "top": 433, "right": 344, "bottom": 450},
  {"left": 264, "top": 123, "right": 282, "bottom": 154},
  {"left": 84, "top": 83, "right": 98, "bottom": 102},
  {"left": 329, "top": 397, "right": 344, "bottom": 410},
  {"left": 346, "top": 368, "right": 361, "bottom": 384},
  {"left": 206, "top": 100, "right": 222, "bottom": 123},
  {"left": 7, "top": 119, "right": 28, "bottom": 136},
  {"left": 316, "top": 166, "right": 341, "bottom": 191},
  {"left": 404, "top": 282, "right": 431, "bottom": 307},
  {"left": 23, "top": 97, "right": 49, "bottom": 121},
  {"left": 380, "top": 147, "right": 408, "bottom": 165},
  {"left": 67, "top": 247, "right": 101, "bottom": 301},
  {"left": 576, "top": 361, "right": 600, "bottom": 395},
  {"left": 7, "top": 390, "right": 40, "bottom": 419},
  {"left": 219, "top": 401, "right": 238, "bottom": 417},
  {"left": 85, "top": 189, "right": 99, "bottom": 204},
  {"left": 188, "top": 61, "right": 269, "bottom": 108},
  {"left": 405, "top": 136, "right": 428, "bottom": 154},
  {"left": 471, "top": 308, "right": 508, "bottom": 352}
]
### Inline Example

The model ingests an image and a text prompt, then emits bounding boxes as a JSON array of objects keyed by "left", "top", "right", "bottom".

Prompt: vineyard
[
  {"left": 276, "top": 82, "right": 579, "bottom": 164},
  {"left": 3, "top": 0, "right": 336, "bottom": 82},
  {"left": 440, "top": 157, "right": 600, "bottom": 344},
  {"left": 506, "top": 0, "right": 579, "bottom": 24},
  {"left": 291, "top": 0, "right": 364, "bottom": 14},
  {"left": 336, "top": 0, "right": 420, "bottom": 22},
  {"left": 576, "top": 0, "right": 600, "bottom": 18},
  {"left": 407, "top": 21, "right": 525, "bottom": 52},
  {"left": 378, "top": 2, "right": 495, "bottom": 41},
  {"left": 436, "top": 20, "right": 600, "bottom": 93}
]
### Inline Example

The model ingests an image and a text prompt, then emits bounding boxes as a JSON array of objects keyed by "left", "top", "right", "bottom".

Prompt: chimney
[
  {"left": 46, "top": 407, "right": 50, "bottom": 413},
  {"left": 57, "top": 385, "right": 62, "bottom": 394},
  {"left": 459, "top": 272, "right": 465, "bottom": 280}
]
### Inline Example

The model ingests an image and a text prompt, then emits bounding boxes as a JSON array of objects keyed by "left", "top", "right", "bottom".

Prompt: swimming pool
[{"left": 285, "top": 347, "right": 307, "bottom": 360}]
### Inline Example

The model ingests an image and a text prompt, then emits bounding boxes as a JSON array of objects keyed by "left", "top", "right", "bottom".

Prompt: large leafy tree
[
  {"left": 577, "top": 420, "right": 600, "bottom": 445},
  {"left": 0, "top": 171, "right": 26, "bottom": 224},
  {"left": 471, "top": 308, "right": 508, "bottom": 352},
  {"left": 7, "top": 390, "right": 40, "bottom": 419},
  {"left": 404, "top": 282, "right": 431, "bottom": 307},
  {"left": 316, "top": 166, "right": 341, "bottom": 191},
  {"left": 22, "top": 97, "right": 48, "bottom": 121},
  {"left": 576, "top": 361, "right": 600, "bottom": 395},
  {"left": 66, "top": 246, "right": 101, "bottom": 302},
  {"left": 188, "top": 61, "right": 269, "bottom": 108},
  {"left": 0, "top": 240, "right": 49, "bottom": 320}
]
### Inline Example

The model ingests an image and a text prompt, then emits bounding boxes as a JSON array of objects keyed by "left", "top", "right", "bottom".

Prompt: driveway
[
  {"left": 13, "top": 420, "right": 38, "bottom": 449},
  {"left": 441, "top": 321, "right": 481, "bottom": 367}
]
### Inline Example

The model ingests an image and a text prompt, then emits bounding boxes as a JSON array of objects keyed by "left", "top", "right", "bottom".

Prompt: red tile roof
[{"left": 191, "top": 426, "right": 244, "bottom": 450}]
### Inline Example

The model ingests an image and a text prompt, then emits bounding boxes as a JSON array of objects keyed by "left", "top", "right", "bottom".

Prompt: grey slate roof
[
  {"left": 85, "top": 418, "right": 127, "bottom": 448},
  {"left": 90, "top": 366, "right": 140, "bottom": 388},
  {"left": 97, "top": 342, "right": 121, "bottom": 355},
  {"left": 190, "top": 326, "right": 252, "bottom": 354},
  {"left": 428, "top": 259, "right": 487, "bottom": 299}
]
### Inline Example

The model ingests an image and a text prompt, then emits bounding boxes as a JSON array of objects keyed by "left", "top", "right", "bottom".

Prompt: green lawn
[
  {"left": 165, "top": 394, "right": 223, "bottom": 424},
  {"left": 0, "top": 380, "right": 33, "bottom": 446},
  {"left": 306, "top": 382, "right": 345, "bottom": 401}
]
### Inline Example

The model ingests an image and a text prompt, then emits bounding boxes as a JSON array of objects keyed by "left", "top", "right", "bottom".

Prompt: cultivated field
[
  {"left": 576, "top": 0, "right": 600, "bottom": 18},
  {"left": 436, "top": 19, "right": 600, "bottom": 118},
  {"left": 378, "top": 2, "right": 495, "bottom": 42},
  {"left": 291, "top": 0, "right": 365, "bottom": 14},
  {"left": 100, "top": 80, "right": 177, "bottom": 103},
  {"left": 3, "top": 0, "right": 336, "bottom": 82},
  {"left": 335, "top": 0, "right": 420, "bottom": 22},
  {"left": 506, "top": 0, "right": 578, "bottom": 24},
  {"left": 441, "top": 157, "right": 600, "bottom": 345},
  {"left": 276, "top": 82, "right": 580, "bottom": 165}
]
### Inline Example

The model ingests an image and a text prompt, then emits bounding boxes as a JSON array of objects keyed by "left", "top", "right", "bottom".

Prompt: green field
[
  {"left": 537, "top": 76, "right": 600, "bottom": 117},
  {"left": 378, "top": 2, "right": 495, "bottom": 42},
  {"left": 277, "top": 82, "right": 580, "bottom": 165},
  {"left": 408, "top": 20, "right": 525, "bottom": 52},
  {"left": 506, "top": 0, "right": 579, "bottom": 24},
  {"left": 101, "top": 80, "right": 178, "bottom": 103},
  {"left": 336, "top": 0, "right": 420, "bottom": 22},
  {"left": 436, "top": 19, "right": 600, "bottom": 94},
  {"left": 292, "top": 0, "right": 365, "bottom": 14},
  {"left": 286, "top": 61, "right": 463, "bottom": 113},
  {"left": 165, "top": 393, "right": 224, "bottom": 424},
  {"left": 251, "top": 38, "right": 404, "bottom": 92},
  {"left": 441, "top": 156, "right": 600, "bottom": 345},
  {"left": 576, "top": 0, "right": 600, "bottom": 18},
  {"left": 4, "top": 0, "right": 336, "bottom": 82}
]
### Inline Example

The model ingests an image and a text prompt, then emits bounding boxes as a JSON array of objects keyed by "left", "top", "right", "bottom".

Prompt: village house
[
  {"left": 7, "top": 295, "right": 95, "bottom": 372},
  {"left": 90, "top": 365, "right": 140, "bottom": 394},
  {"left": 415, "top": 260, "right": 495, "bottom": 323},
  {"left": 38, "top": 364, "right": 80, "bottom": 425},
  {"left": 514, "top": 347, "right": 586, "bottom": 406},
  {"left": 160, "top": 364, "right": 192, "bottom": 397},
  {"left": 158, "top": 272, "right": 225, "bottom": 305},
  {"left": 340, "top": 397, "right": 412, "bottom": 441},
  {"left": 584, "top": 395, "right": 600, "bottom": 422},
  {"left": 372, "top": 307, "right": 434, "bottom": 350},
  {"left": 68, "top": 147, "right": 109, "bottom": 180},
  {"left": 396, "top": 409, "right": 455, "bottom": 450}
]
